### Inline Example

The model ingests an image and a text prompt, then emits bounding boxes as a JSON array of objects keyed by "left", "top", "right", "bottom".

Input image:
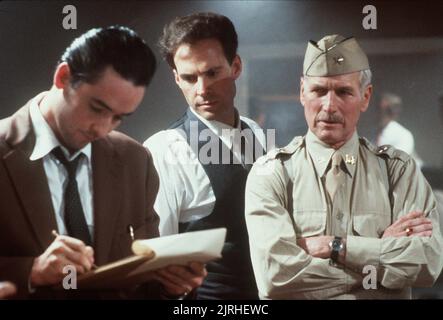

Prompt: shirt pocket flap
[
  {"left": 352, "top": 211, "right": 391, "bottom": 238},
  {"left": 292, "top": 210, "right": 327, "bottom": 237}
]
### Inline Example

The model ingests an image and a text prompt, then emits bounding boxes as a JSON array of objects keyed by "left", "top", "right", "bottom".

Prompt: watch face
[{"left": 332, "top": 239, "right": 343, "bottom": 251}]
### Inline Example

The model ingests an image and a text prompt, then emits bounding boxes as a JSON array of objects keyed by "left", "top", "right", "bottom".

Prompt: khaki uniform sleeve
[
  {"left": 245, "top": 158, "right": 343, "bottom": 299},
  {"left": 346, "top": 156, "right": 443, "bottom": 289}
]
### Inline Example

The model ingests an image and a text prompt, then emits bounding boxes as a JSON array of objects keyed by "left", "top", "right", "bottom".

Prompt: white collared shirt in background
[
  {"left": 377, "top": 120, "right": 414, "bottom": 154},
  {"left": 377, "top": 120, "right": 423, "bottom": 167}
]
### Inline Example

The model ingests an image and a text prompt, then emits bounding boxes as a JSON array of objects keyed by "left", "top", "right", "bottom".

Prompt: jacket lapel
[
  {"left": 3, "top": 104, "right": 57, "bottom": 250},
  {"left": 91, "top": 137, "right": 123, "bottom": 265},
  {"left": 3, "top": 102, "right": 124, "bottom": 263}
]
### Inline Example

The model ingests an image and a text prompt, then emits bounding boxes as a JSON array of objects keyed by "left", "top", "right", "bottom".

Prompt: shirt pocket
[
  {"left": 292, "top": 210, "right": 327, "bottom": 237},
  {"left": 352, "top": 211, "right": 391, "bottom": 238}
]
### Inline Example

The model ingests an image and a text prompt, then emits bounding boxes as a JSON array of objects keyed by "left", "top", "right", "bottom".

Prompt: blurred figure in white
[{"left": 377, "top": 92, "right": 423, "bottom": 167}]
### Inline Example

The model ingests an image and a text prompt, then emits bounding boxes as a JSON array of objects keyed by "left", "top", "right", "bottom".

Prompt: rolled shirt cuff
[{"left": 345, "top": 235, "right": 381, "bottom": 272}]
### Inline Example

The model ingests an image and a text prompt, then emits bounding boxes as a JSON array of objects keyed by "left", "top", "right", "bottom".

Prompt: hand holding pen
[{"left": 29, "top": 230, "right": 96, "bottom": 287}]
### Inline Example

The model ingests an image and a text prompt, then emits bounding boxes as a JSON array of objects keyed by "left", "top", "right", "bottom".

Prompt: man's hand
[
  {"left": 0, "top": 281, "right": 16, "bottom": 299},
  {"left": 297, "top": 236, "right": 334, "bottom": 259},
  {"left": 30, "top": 235, "right": 94, "bottom": 287},
  {"left": 154, "top": 262, "right": 207, "bottom": 297},
  {"left": 382, "top": 211, "right": 433, "bottom": 238}
]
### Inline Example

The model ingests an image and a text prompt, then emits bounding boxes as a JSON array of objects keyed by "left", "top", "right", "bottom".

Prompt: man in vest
[
  {"left": 144, "top": 12, "right": 266, "bottom": 299},
  {"left": 245, "top": 34, "right": 443, "bottom": 299}
]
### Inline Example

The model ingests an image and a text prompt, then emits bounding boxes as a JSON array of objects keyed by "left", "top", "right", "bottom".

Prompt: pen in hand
[{"left": 51, "top": 230, "right": 98, "bottom": 270}]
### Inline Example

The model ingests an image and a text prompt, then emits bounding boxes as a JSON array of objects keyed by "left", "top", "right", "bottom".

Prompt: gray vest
[{"left": 169, "top": 110, "right": 261, "bottom": 299}]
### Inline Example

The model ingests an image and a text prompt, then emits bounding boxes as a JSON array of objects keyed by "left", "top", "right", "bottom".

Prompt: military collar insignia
[
  {"left": 334, "top": 56, "right": 345, "bottom": 64},
  {"left": 345, "top": 154, "right": 356, "bottom": 165}
]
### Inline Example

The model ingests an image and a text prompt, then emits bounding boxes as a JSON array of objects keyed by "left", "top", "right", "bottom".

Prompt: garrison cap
[{"left": 303, "top": 34, "right": 369, "bottom": 76}]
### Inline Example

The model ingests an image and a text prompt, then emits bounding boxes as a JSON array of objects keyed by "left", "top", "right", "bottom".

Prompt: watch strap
[{"left": 330, "top": 236, "right": 343, "bottom": 262}]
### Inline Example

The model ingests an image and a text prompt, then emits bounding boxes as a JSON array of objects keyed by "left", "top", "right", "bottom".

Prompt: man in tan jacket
[{"left": 245, "top": 34, "right": 443, "bottom": 299}]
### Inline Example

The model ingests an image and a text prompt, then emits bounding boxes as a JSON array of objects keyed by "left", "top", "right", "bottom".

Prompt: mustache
[{"left": 315, "top": 112, "right": 344, "bottom": 124}]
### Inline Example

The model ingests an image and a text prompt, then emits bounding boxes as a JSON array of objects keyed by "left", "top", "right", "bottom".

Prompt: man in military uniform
[{"left": 245, "top": 34, "right": 443, "bottom": 299}]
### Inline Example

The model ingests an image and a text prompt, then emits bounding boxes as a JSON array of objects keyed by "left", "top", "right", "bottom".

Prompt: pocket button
[{"left": 336, "top": 212, "right": 344, "bottom": 221}]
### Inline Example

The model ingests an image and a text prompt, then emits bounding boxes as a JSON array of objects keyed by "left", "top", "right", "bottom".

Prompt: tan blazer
[{"left": 0, "top": 98, "right": 160, "bottom": 298}]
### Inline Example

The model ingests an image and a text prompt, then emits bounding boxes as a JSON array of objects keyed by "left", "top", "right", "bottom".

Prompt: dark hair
[
  {"left": 158, "top": 12, "right": 238, "bottom": 68},
  {"left": 59, "top": 25, "right": 156, "bottom": 87}
]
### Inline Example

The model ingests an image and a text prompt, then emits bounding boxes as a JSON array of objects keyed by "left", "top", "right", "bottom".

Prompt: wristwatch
[{"left": 329, "top": 236, "right": 344, "bottom": 263}]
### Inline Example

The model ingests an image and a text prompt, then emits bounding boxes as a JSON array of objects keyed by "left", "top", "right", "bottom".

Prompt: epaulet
[
  {"left": 256, "top": 136, "right": 304, "bottom": 165},
  {"left": 359, "top": 137, "right": 410, "bottom": 162}
]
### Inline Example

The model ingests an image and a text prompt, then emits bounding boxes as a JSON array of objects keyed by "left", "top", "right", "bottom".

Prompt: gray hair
[{"left": 359, "top": 69, "right": 372, "bottom": 95}]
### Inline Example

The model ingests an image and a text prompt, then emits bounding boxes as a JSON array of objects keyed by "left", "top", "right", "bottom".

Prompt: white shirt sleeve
[
  {"left": 144, "top": 131, "right": 181, "bottom": 235},
  {"left": 144, "top": 130, "right": 216, "bottom": 236}
]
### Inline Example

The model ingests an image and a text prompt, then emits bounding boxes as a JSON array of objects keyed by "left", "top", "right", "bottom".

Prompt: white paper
[{"left": 128, "top": 228, "right": 227, "bottom": 275}]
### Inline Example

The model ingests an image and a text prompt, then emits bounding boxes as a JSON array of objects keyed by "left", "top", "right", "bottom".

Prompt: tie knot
[
  {"left": 325, "top": 151, "right": 346, "bottom": 200},
  {"left": 51, "top": 147, "right": 82, "bottom": 177},
  {"left": 331, "top": 151, "right": 343, "bottom": 167}
]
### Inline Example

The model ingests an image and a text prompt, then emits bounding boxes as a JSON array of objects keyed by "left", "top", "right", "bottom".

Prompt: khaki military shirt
[{"left": 245, "top": 130, "right": 443, "bottom": 299}]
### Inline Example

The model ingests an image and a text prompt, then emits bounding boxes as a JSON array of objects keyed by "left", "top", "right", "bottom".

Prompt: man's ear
[
  {"left": 173, "top": 69, "right": 180, "bottom": 86},
  {"left": 53, "top": 62, "right": 71, "bottom": 89},
  {"left": 231, "top": 55, "right": 242, "bottom": 80},
  {"left": 299, "top": 77, "right": 306, "bottom": 107},
  {"left": 360, "top": 84, "right": 373, "bottom": 113}
]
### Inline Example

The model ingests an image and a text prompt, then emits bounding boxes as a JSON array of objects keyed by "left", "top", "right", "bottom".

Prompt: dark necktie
[
  {"left": 52, "top": 147, "right": 92, "bottom": 246},
  {"left": 240, "top": 134, "right": 254, "bottom": 171}
]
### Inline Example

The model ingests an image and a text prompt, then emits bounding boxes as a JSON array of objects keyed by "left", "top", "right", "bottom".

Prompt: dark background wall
[
  {"left": 1, "top": 0, "right": 443, "bottom": 167},
  {"left": 1, "top": 0, "right": 443, "bottom": 298}
]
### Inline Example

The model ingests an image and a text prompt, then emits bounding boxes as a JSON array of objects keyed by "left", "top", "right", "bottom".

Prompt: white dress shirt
[
  {"left": 29, "top": 93, "right": 94, "bottom": 237},
  {"left": 377, "top": 120, "right": 423, "bottom": 167},
  {"left": 143, "top": 107, "right": 267, "bottom": 235},
  {"left": 377, "top": 120, "right": 414, "bottom": 154}
]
